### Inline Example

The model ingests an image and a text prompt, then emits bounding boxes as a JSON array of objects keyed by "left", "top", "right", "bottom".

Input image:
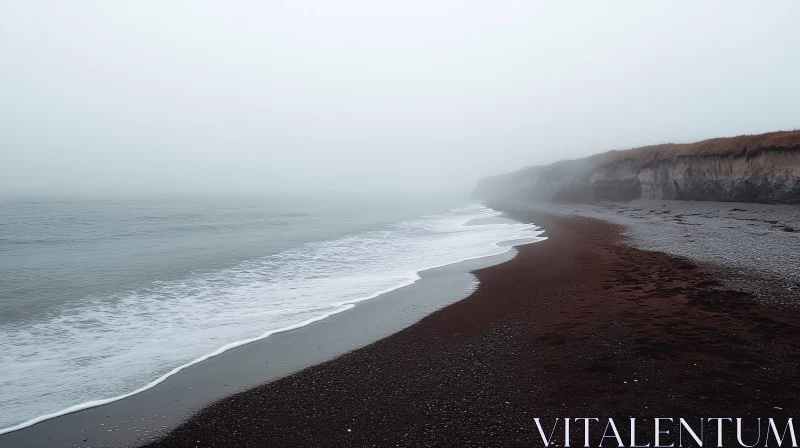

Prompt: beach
[
  {"left": 144, "top": 203, "right": 800, "bottom": 447},
  {"left": 3, "top": 201, "right": 798, "bottom": 447},
  {"left": 4, "top": 2, "right": 797, "bottom": 446}
]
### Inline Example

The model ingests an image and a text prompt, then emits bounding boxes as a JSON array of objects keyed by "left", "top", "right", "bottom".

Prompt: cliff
[{"left": 475, "top": 130, "right": 800, "bottom": 204}]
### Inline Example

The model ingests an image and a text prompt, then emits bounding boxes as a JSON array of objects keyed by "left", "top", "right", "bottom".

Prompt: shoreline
[
  {"left": 0, "top": 205, "right": 542, "bottom": 442},
  {"left": 0, "top": 237, "right": 528, "bottom": 437},
  {"left": 146, "top": 206, "right": 800, "bottom": 447},
  {"left": 0, "top": 232, "right": 534, "bottom": 447}
]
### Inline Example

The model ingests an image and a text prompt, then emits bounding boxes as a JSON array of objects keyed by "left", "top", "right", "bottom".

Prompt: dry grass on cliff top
[{"left": 600, "top": 130, "right": 800, "bottom": 168}]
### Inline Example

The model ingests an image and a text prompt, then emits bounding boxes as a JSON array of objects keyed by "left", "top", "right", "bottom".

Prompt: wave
[{"left": 0, "top": 204, "right": 545, "bottom": 435}]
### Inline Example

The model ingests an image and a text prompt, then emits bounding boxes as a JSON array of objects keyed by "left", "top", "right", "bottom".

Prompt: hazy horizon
[{"left": 2, "top": 1, "right": 799, "bottom": 198}]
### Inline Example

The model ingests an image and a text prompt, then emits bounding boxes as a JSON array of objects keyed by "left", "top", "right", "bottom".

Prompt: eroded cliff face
[
  {"left": 637, "top": 149, "right": 800, "bottom": 203},
  {"left": 476, "top": 140, "right": 800, "bottom": 205}
]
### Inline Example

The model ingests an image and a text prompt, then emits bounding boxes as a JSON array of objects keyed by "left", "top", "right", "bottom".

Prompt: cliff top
[{"left": 599, "top": 130, "right": 800, "bottom": 168}]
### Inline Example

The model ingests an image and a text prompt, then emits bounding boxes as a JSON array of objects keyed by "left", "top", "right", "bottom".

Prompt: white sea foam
[{"left": 0, "top": 204, "right": 545, "bottom": 434}]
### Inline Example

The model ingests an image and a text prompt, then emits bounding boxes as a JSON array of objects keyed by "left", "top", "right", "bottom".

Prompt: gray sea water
[{"left": 0, "top": 194, "right": 543, "bottom": 433}]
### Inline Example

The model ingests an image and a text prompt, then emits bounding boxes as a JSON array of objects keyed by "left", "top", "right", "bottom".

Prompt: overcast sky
[{"left": 1, "top": 1, "right": 798, "bottom": 197}]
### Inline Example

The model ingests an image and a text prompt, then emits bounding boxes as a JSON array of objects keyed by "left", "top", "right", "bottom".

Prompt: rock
[{"left": 474, "top": 131, "right": 800, "bottom": 205}]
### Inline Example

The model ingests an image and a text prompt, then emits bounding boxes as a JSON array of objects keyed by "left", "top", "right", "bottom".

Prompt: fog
[{"left": 1, "top": 1, "right": 798, "bottom": 198}]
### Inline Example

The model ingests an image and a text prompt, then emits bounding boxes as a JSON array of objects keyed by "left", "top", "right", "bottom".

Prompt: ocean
[{"left": 0, "top": 194, "right": 543, "bottom": 433}]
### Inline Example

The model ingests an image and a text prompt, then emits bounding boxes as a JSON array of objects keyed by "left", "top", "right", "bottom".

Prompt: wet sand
[{"left": 147, "top": 209, "right": 800, "bottom": 447}]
